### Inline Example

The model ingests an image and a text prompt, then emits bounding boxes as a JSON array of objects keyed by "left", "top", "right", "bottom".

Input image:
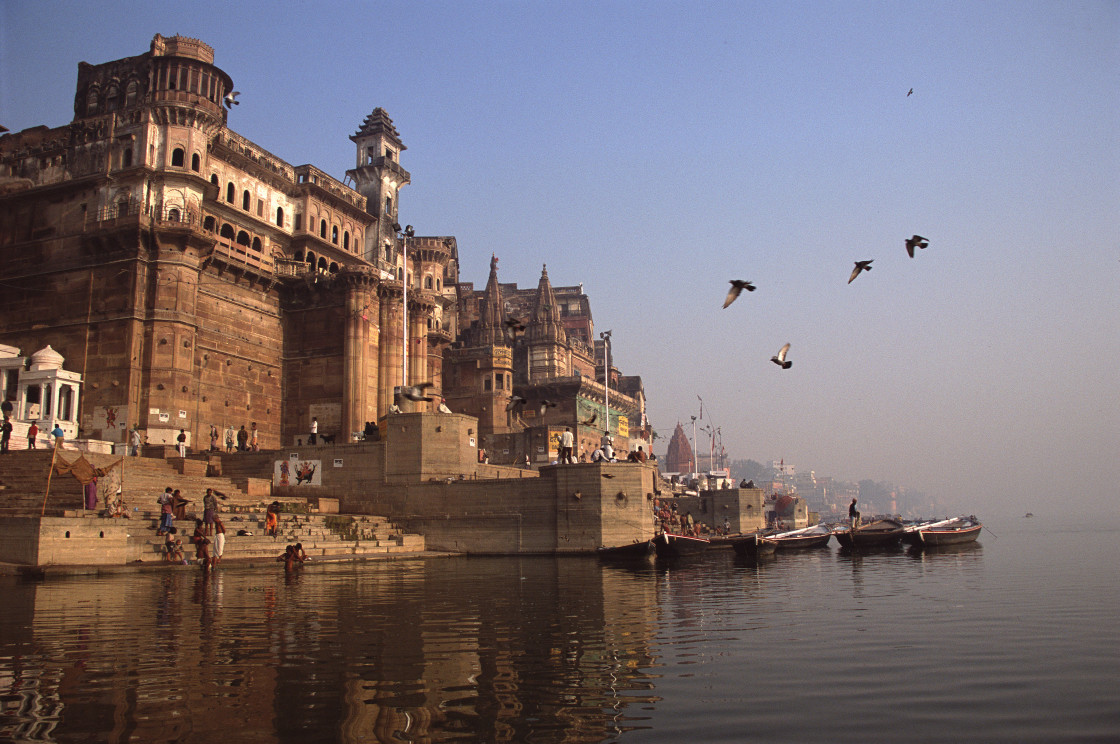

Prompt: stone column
[
  {"left": 342, "top": 277, "right": 377, "bottom": 441},
  {"left": 377, "top": 286, "right": 404, "bottom": 416}
]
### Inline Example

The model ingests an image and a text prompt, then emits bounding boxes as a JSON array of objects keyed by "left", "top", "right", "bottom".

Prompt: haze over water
[{"left": 2, "top": 514, "right": 1117, "bottom": 742}]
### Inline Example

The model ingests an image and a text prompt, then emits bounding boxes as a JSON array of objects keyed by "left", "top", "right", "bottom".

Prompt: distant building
[{"left": 665, "top": 422, "right": 695, "bottom": 474}]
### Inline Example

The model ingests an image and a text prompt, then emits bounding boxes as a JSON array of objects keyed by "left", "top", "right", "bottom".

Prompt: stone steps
[{"left": 130, "top": 513, "right": 422, "bottom": 563}]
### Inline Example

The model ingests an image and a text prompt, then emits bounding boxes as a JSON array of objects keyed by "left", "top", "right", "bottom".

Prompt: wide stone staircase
[
  {"left": 1, "top": 449, "right": 428, "bottom": 564},
  {"left": 129, "top": 511, "right": 425, "bottom": 564}
]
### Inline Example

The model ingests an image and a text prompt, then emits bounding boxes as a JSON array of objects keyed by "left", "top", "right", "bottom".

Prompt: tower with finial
[
  {"left": 347, "top": 108, "right": 410, "bottom": 265},
  {"left": 525, "top": 264, "right": 569, "bottom": 382}
]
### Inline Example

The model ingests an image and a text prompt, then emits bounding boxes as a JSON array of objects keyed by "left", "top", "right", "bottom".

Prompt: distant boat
[
  {"left": 834, "top": 518, "right": 906, "bottom": 549},
  {"left": 597, "top": 539, "right": 655, "bottom": 560},
  {"left": 729, "top": 532, "right": 779, "bottom": 559},
  {"left": 766, "top": 525, "right": 832, "bottom": 550},
  {"left": 1024, "top": 512, "right": 1034, "bottom": 518},
  {"left": 654, "top": 532, "right": 710, "bottom": 558},
  {"left": 902, "top": 517, "right": 982, "bottom": 547}
]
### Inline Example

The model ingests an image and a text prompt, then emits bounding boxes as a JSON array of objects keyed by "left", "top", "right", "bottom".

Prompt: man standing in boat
[{"left": 849, "top": 498, "right": 860, "bottom": 530}]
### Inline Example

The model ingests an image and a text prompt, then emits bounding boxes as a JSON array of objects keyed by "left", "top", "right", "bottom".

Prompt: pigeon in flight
[
  {"left": 506, "top": 395, "right": 527, "bottom": 412},
  {"left": 848, "top": 260, "right": 874, "bottom": 284},
  {"left": 582, "top": 412, "right": 598, "bottom": 426},
  {"left": 539, "top": 399, "right": 558, "bottom": 417},
  {"left": 223, "top": 91, "right": 240, "bottom": 109},
  {"left": 771, "top": 343, "right": 792, "bottom": 369},
  {"left": 396, "top": 382, "right": 435, "bottom": 402},
  {"left": 907, "top": 88, "right": 913, "bottom": 97},
  {"left": 905, "top": 235, "right": 929, "bottom": 258},
  {"left": 722, "top": 279, "right": 756, "bottom": 308}
]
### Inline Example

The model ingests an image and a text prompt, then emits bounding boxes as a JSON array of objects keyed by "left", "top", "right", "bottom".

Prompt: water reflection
[{"left": 1, "top": 558, "right": 666, "bottom": 743}]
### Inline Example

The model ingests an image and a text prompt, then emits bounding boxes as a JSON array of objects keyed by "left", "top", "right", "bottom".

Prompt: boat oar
[{"left": 982, "top": 524, "right": 998, "bottom": 538}]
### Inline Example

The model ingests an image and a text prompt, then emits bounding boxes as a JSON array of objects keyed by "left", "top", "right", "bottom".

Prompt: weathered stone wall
[{"left": 0, "top": 517, "right": 132, "bottom": 565}]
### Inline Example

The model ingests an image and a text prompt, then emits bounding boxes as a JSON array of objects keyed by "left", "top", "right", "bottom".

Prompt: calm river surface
[{"left": 2, "top": 515, "right": 1118, "bottom": 743}]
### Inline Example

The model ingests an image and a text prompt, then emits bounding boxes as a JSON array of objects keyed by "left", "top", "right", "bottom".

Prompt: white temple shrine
[{"left": 1, "top": 344, "right": 83, "bottom": 449}]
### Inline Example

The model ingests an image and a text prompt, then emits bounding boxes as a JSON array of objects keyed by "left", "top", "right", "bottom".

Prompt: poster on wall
[
  {"left": 92, "top": 406, "right": 129, "bottom": 441},
  {"left": 274, "top": 458, "right": 322, "bottom": 487}
]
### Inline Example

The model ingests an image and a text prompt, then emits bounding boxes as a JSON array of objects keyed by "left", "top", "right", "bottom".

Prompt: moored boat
[
  {"left": 654, "top": 532, "right": 710, "bottom": 558},
  {"left": 730, "top": 532, "right": 779, "bottom": 558},
  {"left": 902, "top": 517, "right": 982, "bottom": 547},
  {"left": 597, "top": 539, "right": 655, "bottom": 560},
  {"left": 766, "top": 525, "right": 832, "bottom": 550},
  {"left": 834, "top": 518, "right": 905, "bottom": 549}
]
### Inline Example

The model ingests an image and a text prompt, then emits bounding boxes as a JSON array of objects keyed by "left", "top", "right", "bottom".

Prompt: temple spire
[
  {"left": 527, "top": 264, "right": 565, "bottom": 343},
  {"left": 479, "top": 254, "right": 506, "bottom": 346}
]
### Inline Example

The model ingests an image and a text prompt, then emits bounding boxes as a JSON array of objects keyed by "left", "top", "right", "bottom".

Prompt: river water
[{"left": 1, "top": 515, "right": 1117, "bottom": 743}]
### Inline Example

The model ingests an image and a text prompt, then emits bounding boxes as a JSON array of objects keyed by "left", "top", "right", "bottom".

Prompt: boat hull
[
  {"left": 654, "top": 533, "right": 710, "bottom": 558},
  {"left": 731, "top": 533, "right": 779, "bottom": 558},
  {"left": 597, "top": 540, "right": 655, "bottom": 560},
  {"left": 903, "top": 523, "right": 982, "bottom": 547},
  {"left": 770, "top": 532, "right": 832, "bottom": 550},
  {"left": 834, "top": 519, "right": 905, "bottom": 549}
]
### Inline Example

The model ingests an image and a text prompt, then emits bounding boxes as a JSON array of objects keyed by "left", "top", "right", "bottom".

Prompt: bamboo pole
[{"left": 41, "top": 441, "right": 58, "bottom": 517}]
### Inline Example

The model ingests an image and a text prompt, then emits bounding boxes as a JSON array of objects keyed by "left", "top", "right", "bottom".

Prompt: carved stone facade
[{"left": 0, "top": 34, "right": 649, "bottom": 458}]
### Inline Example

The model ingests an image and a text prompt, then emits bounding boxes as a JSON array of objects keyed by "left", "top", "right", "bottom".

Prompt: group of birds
[{"left": 724, "top": 234, "right": 931, "bottom": 369}]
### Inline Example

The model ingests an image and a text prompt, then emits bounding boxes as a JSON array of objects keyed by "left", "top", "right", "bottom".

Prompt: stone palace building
[{"left": 0, "top": 34, "right": 649, "bottom": 464}]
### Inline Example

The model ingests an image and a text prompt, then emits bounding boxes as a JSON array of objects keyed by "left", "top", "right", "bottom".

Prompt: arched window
[
  {"left": 220, "top": 224, "right": 235, "bottom": 240},
  {"left": 125, "top": 81, "right": 138, "bottom": 108},
  {"left": 343, "top": 231, "right": 350, "bottom": 250},
  {"left": 329, "top": 262, "right": 339, "bottom": 273},
  {"left": 331, "top": 226, "right": 339, "bottom": 244},
  {"left": 424, "top": 276, "right": 433, "bottom": 289},
  {"left": 203, "top": 216, "right": 216, "bottom": 232},
  {"left": 242, "top": 190, "right": 251, "bottom": 210},
  {"left": 320, "top": 220, "right": 327, "bottom": 239},
  {"left": 167, "top": 208, "right": 181, "bottom": 222},
  {"left": 171, "top": 148, "right": 185, "bottom": 167},
  {"left": 86, "top": 88, "right": 99, "bottom": 115},
  {"left": 294, "top": 249, "right": 304, "bottom": 262},
  {"left": 236, "top": 231, "right": 251, "bottom": 246},
  {"left": 210, "top": 174, "right": 218, "bottom": 186},
  {"left": 122, "top": 148, "right": 132, "bottom": 168},
  {"left": 317, "top": 257, "right": 328, "bottom": 272},
  {"left": 276, "top": 207, "right": 284, "bottom": 227},
  {"left": 105, "top": 85, "right": 119, "bottom": 112},
  {"left": 305, "top": 250, "right": 316, "bottom": 265},
  {"left": 436, "top": 278, "right": 441, "bottom": 290},
  {"left": 226, "top": 183, "right": 235, "bottom": 203},
  {"left": 384, "top": 196, "right": 392, "bottom": 215},
  {"left": 191, "top": 153, "right": 200, "bottom": 172},
  {"left": 251, "top": 237, "right": 262, "bottom": 252},
  {"left": 397, "top": 267, "right": 403, "bottom": 280}
]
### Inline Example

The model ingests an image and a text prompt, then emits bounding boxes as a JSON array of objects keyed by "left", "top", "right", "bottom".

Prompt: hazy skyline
[{"left": 2, "top": 1, "right": 1116, "bottom": 518}]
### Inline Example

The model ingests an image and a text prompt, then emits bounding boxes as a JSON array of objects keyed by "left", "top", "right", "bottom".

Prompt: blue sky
[{"left": 2, "top": 1, "right": 1117, "bottom": 517}]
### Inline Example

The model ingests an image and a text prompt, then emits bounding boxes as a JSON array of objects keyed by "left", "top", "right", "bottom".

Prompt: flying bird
[
  {"left": 506, "top": 395, "right": 527, "bottom": 412},
  {"left": 539, "top": 399, "right": 558, "bottom": 417},
  {"left": 907, "top": 88, "right": 913, "bottom": 97},
  {"left": 601, "top": 473, "right": 616, "bottom": 479},
  {"left": 848, "top": 260, "right": 874, "bottom": 284},
  {"left": 582, "top": 412, "right": 598, "bottom": 426},
  {"left": 771, "top": 343, "right": 792, "bottom": 369},
  {"left": 722, "top": 279, "right": 756, "bottom": 308},
  {"left": 396, "top": 382, "right": 435, "bottom": 402},
  {"left": 905, "top": 235, "right": 929, "bottom": 258},
  {"left": 223, "top": 91, "right": 240, "bottom": 108}
]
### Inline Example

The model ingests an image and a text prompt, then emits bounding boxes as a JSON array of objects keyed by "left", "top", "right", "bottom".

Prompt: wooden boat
[
  {"left": 766, "top": 525, "right": 832, "bottom": 550},
  {"left": 902, "top": 517, "right": 982, "bottom": 547},
  {"left": 730, "top": 532, "right": 779, "bottom": 558},
  {"left": 654, "top": 532, "right": 710, "bottom": 558},
  {"left": 597, "top": 539, "right": 655, "bottom": 560},
  {"left": 834, "top": 518, "right": 905, "bottom": 549}
]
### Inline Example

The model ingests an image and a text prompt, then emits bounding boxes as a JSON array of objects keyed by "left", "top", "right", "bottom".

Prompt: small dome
[{"left": 29, "top": 345, "right": 65, "bottom": 371}]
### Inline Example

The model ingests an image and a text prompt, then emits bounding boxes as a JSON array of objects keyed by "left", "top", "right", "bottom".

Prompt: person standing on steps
[{"left": 309, "top": 417, "right": 318, "bottom": 445}]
